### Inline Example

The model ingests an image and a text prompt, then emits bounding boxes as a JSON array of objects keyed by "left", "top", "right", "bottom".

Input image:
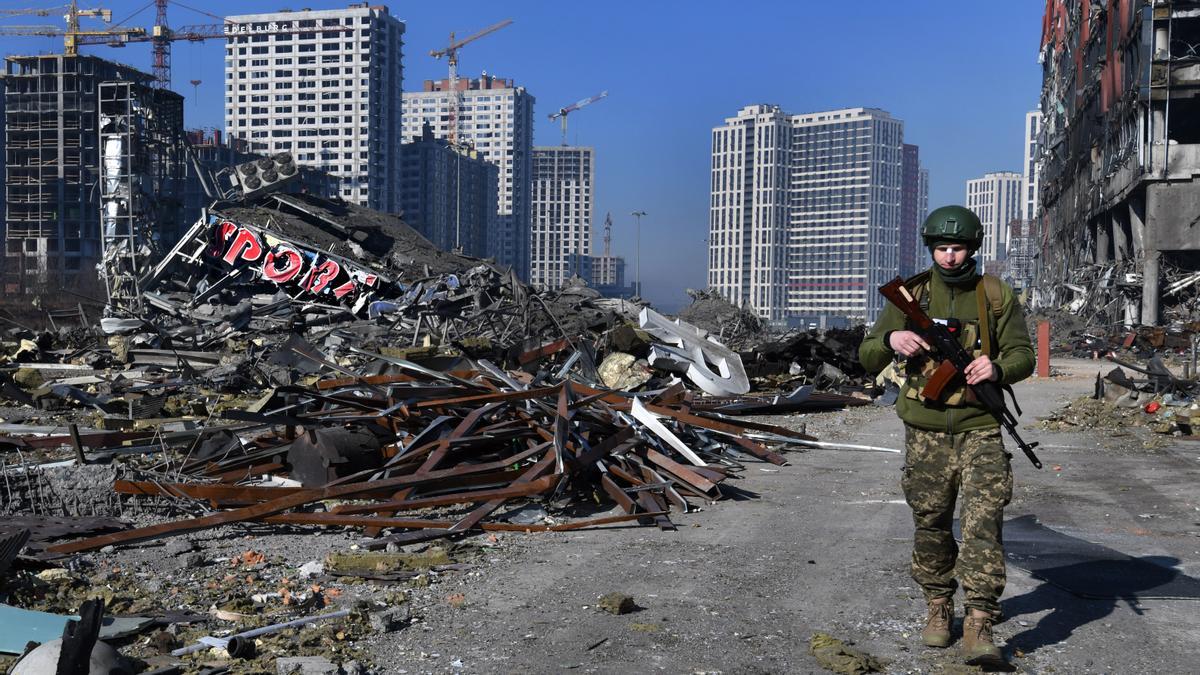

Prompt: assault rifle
[{"left": 879, "top": 277, "right": 1043, "bottom": 469}]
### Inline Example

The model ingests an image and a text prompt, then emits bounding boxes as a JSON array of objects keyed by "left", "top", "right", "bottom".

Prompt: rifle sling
[{"left": 976, "top": 279, "right": 993, "bottom": 358}]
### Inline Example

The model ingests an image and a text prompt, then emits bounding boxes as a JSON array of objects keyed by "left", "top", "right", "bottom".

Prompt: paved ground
[{"left": 367, "top": 358, "right": 1200, "bottom": 674}]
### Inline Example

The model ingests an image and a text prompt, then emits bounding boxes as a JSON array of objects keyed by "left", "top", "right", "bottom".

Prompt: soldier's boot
[
  {"left": 961, "top": 608, "right": 1005, "bottom": 665},
  {"left": 920, "top": 597, "right": 953, "bottom": 648}
]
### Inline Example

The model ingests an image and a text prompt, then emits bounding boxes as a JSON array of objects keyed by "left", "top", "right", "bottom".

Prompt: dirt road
[{"left": 368, "top": 358, "right": 1200, "bottom": 673}]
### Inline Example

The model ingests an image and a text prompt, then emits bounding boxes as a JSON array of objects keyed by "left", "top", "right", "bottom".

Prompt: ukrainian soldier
[{"left": 858, "top": 205, "right": 1034, "bottom": 666}]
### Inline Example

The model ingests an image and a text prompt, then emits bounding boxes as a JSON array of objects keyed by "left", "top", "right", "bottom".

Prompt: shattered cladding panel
[{"left": 637, "top": 307, "right": 750, "bottom": 396}]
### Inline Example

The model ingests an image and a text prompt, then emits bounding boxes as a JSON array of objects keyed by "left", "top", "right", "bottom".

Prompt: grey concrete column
[
  {"left": 1129, "top": 194, "right": 1146, "bottom": 257},
  {"left": 1142, "top": 248, "right": 1160, "bottom": 326}
]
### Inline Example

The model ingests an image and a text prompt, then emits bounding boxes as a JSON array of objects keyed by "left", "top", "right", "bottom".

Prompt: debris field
[{"left": 0, "top": 187, "right": 874, "bottom": 673}]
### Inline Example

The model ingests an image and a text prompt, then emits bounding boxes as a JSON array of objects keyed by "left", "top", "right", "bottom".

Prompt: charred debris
[{"left": 0, "top": 155, "right": 878, "bottom": 668}]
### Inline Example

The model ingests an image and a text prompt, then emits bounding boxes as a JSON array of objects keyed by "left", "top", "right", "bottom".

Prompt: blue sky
[{"left": 2, "top": 1, "right": 1046, "bottom": 312}]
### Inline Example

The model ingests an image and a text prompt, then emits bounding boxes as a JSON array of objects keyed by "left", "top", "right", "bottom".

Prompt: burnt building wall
[{"left": 1037, "top": 0, "right": 1200, "bottom": 325}]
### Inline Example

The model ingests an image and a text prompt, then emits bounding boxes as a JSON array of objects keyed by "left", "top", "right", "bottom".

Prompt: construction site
[{"left": 0, "top": 1, "right": 1197, "bottom": 674}]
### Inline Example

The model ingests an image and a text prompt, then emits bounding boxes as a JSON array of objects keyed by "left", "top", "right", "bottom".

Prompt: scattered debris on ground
[
  {"left": 1036, "top": 355, "right": 1200, "bottom": 447},
  {"left": 0, "top": 185, "right": 878, "bottom": 672}
]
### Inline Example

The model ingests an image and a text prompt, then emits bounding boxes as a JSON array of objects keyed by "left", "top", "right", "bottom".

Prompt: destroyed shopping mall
[
  {"left": 1035, "top": 1, "right": 1200, "bottom": 327},
  {"left": 0, "top": 116, "right": 877, "bottom": 672}
]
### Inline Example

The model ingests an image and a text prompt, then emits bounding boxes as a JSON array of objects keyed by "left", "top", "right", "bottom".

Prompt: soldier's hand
[
  {"left": 888, "top": 330, "right": 930, "bottom": 357},
  {"left": 965, "top": 355, "right": 998, "bottom": 385}
]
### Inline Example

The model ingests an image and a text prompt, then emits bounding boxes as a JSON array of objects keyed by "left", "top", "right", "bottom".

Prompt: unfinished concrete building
[
  {"left": 1037, "top": 1, "right": 1200, "bottom": 325},
  {"left": 3, "top": 54, "right": 183, "bottom": 297},
  {"left": 398, "top": 123, "right": 497, "bottom": 258}
]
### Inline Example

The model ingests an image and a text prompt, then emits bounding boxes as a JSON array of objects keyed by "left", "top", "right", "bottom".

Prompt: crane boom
[
  {"left": 430, "top": 18, "right": 513, "bottom": 61},
  {"left": 0, "top": 6, "right": 62, "bottom": 17},
  {"left": 549, "top": 90, "right": 608, "bottom": 145},
  {"left": 0, "top": 1, "right": 351, "bottom": 86},
  {"left": 0, "top": 1, "right": 141, "bottom": 56}
]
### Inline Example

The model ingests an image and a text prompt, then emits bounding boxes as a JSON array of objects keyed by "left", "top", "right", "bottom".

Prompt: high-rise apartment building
[
  {"left": 224, "top": 5, "right": 405, "bottom": 212},
  {"left": 965, "top": 171, "right": 1023, "bottom": 273},
  {"left": 709, "top": 105, "right": 905, "bottom": 326},
  {"left": 899, "top": 144, "right": 930, "bottom": 278},
  {"left": 709, "top": 105, "right": 790, "bottom": 321},
  {"left": 918, "top": 166, "right": 930, "bottom": 247},
  {"left": 529, "top": 146, "right": 594, "bottom": 288},
  {"left": 0, "top": 76, "right": 5, "bottom": 280},
  {"left": 402, "top": 75, "right": 535, "bottom": 280},
  {"left": 1022, "top": 110, "right": 1042, "bottom": 221},
  {"left": 399, "top": 123, "right": 497, "bottom": 257}
]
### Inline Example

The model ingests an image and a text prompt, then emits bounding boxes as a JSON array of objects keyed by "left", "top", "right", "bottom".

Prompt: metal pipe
[{"left": 171, "top": 608, "right": 352, "bottom": 656}]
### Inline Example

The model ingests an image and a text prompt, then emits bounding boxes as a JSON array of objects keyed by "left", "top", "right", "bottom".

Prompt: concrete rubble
[{"left": 0, "top": 181, "right": 874, "bottom": 673}]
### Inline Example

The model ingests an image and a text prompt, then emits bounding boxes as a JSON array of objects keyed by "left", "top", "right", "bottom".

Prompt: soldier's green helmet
[{"left": 922, "top": 205, "right": 984, "bottom": 249}]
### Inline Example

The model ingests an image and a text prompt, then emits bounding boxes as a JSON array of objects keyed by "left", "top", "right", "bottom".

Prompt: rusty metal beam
[
  {"left": 330, "top": 474, "right": 557, "bottom": 515},
  {"left": 641, "top": 448, "right": 718, "bottom": 493},
  {"left": 516, "top": 337, "right": 571, "bottom": 365},
  {"left": 260, "top": 510, "right": 665, "bottom": 532},
  {"left": 410, "top": 384, "right": 562, "bottom": 409},
  {"left": 47, "top": 444, "right": 545, "bottom": 555}
]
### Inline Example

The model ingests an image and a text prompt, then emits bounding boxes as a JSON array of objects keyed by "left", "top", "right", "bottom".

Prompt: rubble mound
[
  {"left": 676, "top": 289, "right": 766, "bottom": 349},
  {"left": 747, "top": 327, "right": 868, "bottom": 385},
  {"left": 220, "top": 193, "right": 485, "bottom": 281}
]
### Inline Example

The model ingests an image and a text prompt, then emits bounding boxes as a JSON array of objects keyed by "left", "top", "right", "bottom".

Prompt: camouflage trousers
[{"left": 901, "top": 425, "right": 1013, "bottom": 616}]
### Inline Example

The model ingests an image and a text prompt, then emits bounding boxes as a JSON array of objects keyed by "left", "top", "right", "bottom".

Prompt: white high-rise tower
[{"left": 224, "top": 5, "right": 405, "bottom": 212}]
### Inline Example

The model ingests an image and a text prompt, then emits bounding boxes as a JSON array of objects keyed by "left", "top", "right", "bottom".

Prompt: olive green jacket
[{"left": 858, "top": 268, "right": 1035, "bottom": 433}]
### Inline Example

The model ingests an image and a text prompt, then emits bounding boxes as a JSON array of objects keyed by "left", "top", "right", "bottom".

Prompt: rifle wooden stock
[{"left": 878, "top": 276, "right": 1043, "bottom": 469}]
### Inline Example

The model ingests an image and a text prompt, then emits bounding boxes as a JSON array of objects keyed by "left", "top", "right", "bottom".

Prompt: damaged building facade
[
  {"left": 3, "top": 54, "right": 183, "bottom": 297},
  {"left": 1036, "top": 0, "right": 1200, "bottom": 325},
  {"left": 182, "top": 129, "right": 339, "bottom": 226}
]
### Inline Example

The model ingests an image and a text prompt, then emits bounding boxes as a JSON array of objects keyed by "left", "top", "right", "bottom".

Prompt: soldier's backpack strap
[{"left": 976, "top": 273, "right": 1004, "bottom": 357}]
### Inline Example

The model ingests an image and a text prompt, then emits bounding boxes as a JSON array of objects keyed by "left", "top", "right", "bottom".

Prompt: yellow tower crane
[{"left": 0, "top": 1, "right": 146, "bottom": 54}]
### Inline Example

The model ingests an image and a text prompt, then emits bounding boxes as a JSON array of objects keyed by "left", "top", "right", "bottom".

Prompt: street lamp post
[{"left": 631, "top": 210, "right": 646, "bottom": 297}]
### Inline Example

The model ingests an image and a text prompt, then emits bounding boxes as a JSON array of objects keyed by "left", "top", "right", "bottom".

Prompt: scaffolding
[{"left": 97, "top": 81, "right": 184, "bottom": 315}]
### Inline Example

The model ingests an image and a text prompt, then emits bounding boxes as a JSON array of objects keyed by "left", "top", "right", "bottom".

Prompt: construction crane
[
  {"left": 0, "top": 1, "right": 352, "bottom": 88},
  {"left": 0, "top": 6, "right": 61, "bottom": 17},
  {"left": 0, "top": 1, "right": 145, "bottom": 54},
  {"left": 430, "top": 19, "right": 513, "bottom": 147},
  {"left": 601, "top": 212, "right": 613, "bottom": 259},
  {"left": 549, "top": 91, "right": 608, "bottom": 146}
]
